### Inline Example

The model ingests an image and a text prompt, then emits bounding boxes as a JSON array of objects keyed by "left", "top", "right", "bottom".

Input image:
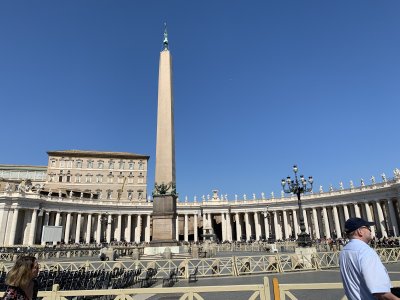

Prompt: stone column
[
  {"left": 312, "top": 208, "right": 320, "bottom": 239},
  {"left": 235, "top": 213, "right": 242, "bottom": 241},
  {"left": 75, "top": 213, "right": 82, "bottom": 243},
  {"left": 86, "top": 214, "right": 92, "bottom": 244},
  {"left": 254, "top": 212, "right": 261, "bottom": 241},
  {"left": 55, "top": 212, "right": 61, "bottom": 226},
  {"left": 226, "top": 213, "right": 232, "bottom": 241},
  {"left": 106, "top": 214, "right": 112, "bottom": 243},
  {"left": 96, "top": 214, "right": 101, "bottom": 243},
  {"left": 343, "top": 205, "right": 350, "bottom": 221},
  {"left": 194, "top": 214, "right": 198, "bottom": 242},
  {"left": 282, "top": 210, "right": 289, "bottom": 240},
  {"left": 126, "top": 215, "right": 132, "bottom": 243},
  {"left": 135, "top": 214, "right": 142, "bottom": 243},
  {"left": 8, "top": 208, "right": 19, "bottom": 246},
  {"left": 332, "top": 206, "right": 342, "bottom": 238},
  {"left": 28, "top": 209, "right": 38, "bottom": 246},
  {"left": 244, "top": 212, "right": 251, "bottom": 241},
  {"left": 175, "top": 216, "right": 179, "bottom": 241},
  {"left": 364, "top": 203, "right": 376, "bottom": 237},
  {"left": 221, "top": 213, "right": 226, "bottom": 241},
  {"left": 292, "top": 209, "right": 299, "bottom": 238},
  {"left": 184, "top": 214, "right": 189, "bottom": 242},
  {"left": 376, "top": 202, "right": 388, "bottom": 238},
  {"left": 264, "top": 213, "right": 270, "bottom": 241},
  {"left": 322, "top": 207, "right": 331, "bottom": 238},
  {"left": 386, "top": 199, "right": 399, "bottom": 236},
  {"left": 145, "top": 215, "right": 151, "bottom": 243},
  {"left": 64, "top": 213, "right": 71, "bottom": 244},
  {"left": 273, "top": 211, "right": 280, "bottom": 240},
  {"left": 354, "top": 203, "right": 361, "bottom": 218},
  {"left": 22, "top": 210, "right": 31, "bottom": 245},
  {"left": 303, "top": 209, "right": 310, "bottom": 234},
  {"left": 116, "top": 214, "right": 122, "bottom": 241},
  {"left": 40, "top": 211, "right": 50, "bottom": 246}
]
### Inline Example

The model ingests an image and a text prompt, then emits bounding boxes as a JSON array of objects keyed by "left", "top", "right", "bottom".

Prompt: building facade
[
  {"left": 1, "top": 171, "right": 399, "bottom": 246},
  {"left": 45, "top": 150, "right": 149, "bottom": 202}
]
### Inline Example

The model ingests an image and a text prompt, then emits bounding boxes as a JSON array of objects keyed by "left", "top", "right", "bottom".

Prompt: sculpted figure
[
  {"left": 361, "top": 178, "right": 365, "bottom": 187},
  {"left": 370, "top": 176, "right": 376, "bottom": 185},
  {"left": 339, "top": 181, "right": 344, "bottom": 190},
  {"left": 202, "top": 195, "right": 205, "bottom": 201},
  {"left": 381, "top": 173, "right": 387, "bottom": 182},
  {"left": 243, "top": 194, "right": 247, "bottom": 200},
  {"left": 235, "top": 194, "right": 238, "bottom": 201},
  {"left": 329, "top": 185, "right": 334, "bottom": 192},
  {"left": 350, "top": 180, "right": 354, "bottom": 189},
  {"left": 253, "top": 193, "right": 256, "bottom": 200},
  {"left": 319, "top": 185, "right": 323, "bottom": 193},
  {"left": 261, "top": 192, "right": 265, "bottom": 199},
  {"left": 271, "top": 191, "right": 274, "bottom": 199}
]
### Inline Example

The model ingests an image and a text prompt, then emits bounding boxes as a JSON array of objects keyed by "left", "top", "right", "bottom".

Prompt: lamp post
[{"left": 281, "top": 165, "right": 313, "bottom": 247}]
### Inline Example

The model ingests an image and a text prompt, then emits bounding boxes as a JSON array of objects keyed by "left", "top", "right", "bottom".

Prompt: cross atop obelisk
[
  {"left": 154, "top": 23, "right": 176, "bottom": 192},
  {"left": 151, "top": 23, "right": 178, "bottom": 246}
]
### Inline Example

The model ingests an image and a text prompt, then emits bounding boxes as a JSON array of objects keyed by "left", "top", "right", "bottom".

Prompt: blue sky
[{"left": 1, "top": 1, "right": 399, "bottom": 200}]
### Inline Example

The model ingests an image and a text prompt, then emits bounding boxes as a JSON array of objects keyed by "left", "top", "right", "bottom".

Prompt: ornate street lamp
[{"left": 281, "top": 165, "right": 313, "bottom": 247}]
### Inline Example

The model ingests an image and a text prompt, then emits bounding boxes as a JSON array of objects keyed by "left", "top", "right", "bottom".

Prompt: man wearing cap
[{"left": 340, "top": 217, "right": 399, "bottom": 300}]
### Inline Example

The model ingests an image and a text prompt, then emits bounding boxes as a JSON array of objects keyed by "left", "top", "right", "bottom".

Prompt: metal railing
[{"left": 1, "top": 248, "right": 399, "bottom": 279}]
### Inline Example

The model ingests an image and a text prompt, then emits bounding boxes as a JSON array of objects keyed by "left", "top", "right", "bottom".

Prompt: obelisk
[{"left": 151, "top": 24, "right": 178, "bottom": 246}]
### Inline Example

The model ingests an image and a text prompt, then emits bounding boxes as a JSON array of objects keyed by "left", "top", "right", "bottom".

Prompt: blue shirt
[{"left": 339, "top": 239, "right": 391, "bottom": 300}]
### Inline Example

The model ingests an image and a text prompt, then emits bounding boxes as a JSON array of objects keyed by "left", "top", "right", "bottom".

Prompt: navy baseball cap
[{"left": 345, "top": 217, "right": 375, "bottom": 233}]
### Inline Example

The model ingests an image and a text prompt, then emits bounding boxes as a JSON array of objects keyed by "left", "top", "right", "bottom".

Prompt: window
[
  {"left": 51, "top": 160, "right": 56, "bottom": 167},
  {"left": 59, "top": 175, "right": 63, "bottom": 182},
  {"left": 66, "top": 171, "right": 71, "bottom": 183},
  {"left": 138, "top": 178, "right": 144, "bottom": 184},
  {"left": 138, "top": 160, "right": 144, "bottom": 170},
  {"left": 98, "top": 161, "right": 104, "bottom": 169},
  {"left": 107, "top": 176, "right": 114, "bottom": 183},
  {"left": 117, "top": 177, "right": 124, "bottom": 184},
  {"left": 60, "top": 160, "right": 65, "bottom": 168},
  {"left": 127, "top": 190, "right": 133, "bottom": 200},
  {"left": 87, "top": 160, "right": 94, "bottom": 169},
  {"left": 75, "top": 174, "right": 82, "bottom": 183},
  {"left": 96, "top": 175, "right": 103, "bottom": 183},
  {"left": 66, "top": 160, "right": 72, "bottom": 168},
  {"left": 76, "top": 160, "right": 83, "bottom": 168},
  {"left": 108, "top": 161, "right": 114, "bottom": 169},
  {"left": 129, "top": 162, "right": 134, "bottom": 170},
  {"left": 128, "top": 177, "right": 134, "bottom": 184},
  {"left": 86, "top": 174, "right": 92, "bottom": 183},
  {"left": 106, "top": 190, "right": 112, "bottom": 200},
  {"left": 118, "top": 161, "right": 124, "bottom": 170},
  {"left": 138, "top": 191, "right": 143, "bottom": 200}
]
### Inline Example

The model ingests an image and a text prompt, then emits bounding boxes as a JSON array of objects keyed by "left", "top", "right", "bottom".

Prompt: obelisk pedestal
[{"left": 150, "top": 194, "right": 177, "bottom": 246}]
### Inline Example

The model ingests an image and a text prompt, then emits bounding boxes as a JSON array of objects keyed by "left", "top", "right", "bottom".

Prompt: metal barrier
[
  {"left": 0, "top": 248, "right": 398, "bottom": 277},
  {"left": 1, "top": 279, "right": 271, "bottom": 300},
  {"left": 277, "top": 280, "right": 400, "bottom": 300}
]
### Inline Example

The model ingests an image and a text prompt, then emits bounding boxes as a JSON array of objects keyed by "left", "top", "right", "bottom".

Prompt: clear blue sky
[{"left": 1, "top": 1, "right": 399, "bottom": 200}]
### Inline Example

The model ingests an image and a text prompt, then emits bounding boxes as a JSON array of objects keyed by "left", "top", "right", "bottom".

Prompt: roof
[
  {"left": 0, "top": 164, "right": 47, "bottom": 171},
  {"left": 47, "top": 150, "right": 150, "bottom": 160}
]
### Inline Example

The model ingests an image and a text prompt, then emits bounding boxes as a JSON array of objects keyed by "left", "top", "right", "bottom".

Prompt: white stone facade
[{"left": 1, "top": 173, "right": 399, "bottom": 246}]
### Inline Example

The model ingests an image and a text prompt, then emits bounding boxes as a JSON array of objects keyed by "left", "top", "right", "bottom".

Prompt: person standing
[
  {"left": 340, "top": 217, "right": 400, "bottom": 300},
  {"left": 3, "top": 256, "right": 39, "bottom": 300}
]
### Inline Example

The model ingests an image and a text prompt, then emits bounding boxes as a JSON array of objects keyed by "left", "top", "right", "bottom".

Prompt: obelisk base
[{"left": 150, "top": 194, "right": 178, "bottom": 247}]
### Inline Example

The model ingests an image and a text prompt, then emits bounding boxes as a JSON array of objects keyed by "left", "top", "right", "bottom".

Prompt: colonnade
[
  {"left": 1, "top": 194, "right": 399, "bottom": 246},
  {"left": 0, "top": 208, "right": 151, "bottom": 246}
]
